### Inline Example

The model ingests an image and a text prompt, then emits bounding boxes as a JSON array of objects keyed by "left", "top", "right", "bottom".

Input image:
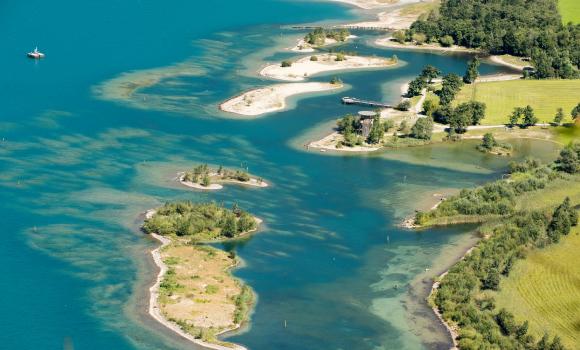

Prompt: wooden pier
[{"left": 341, "top": 97, "right": 393, "bottom": 108}]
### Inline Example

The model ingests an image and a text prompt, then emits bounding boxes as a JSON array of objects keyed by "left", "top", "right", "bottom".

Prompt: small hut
[{"left": 358, "top": 110, "right": 377, "bottom": 138}]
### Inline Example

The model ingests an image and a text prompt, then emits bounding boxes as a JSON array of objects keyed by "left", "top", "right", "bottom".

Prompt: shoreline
[{"left": 148, "top": 231, "right": 248, "bottom": 350}]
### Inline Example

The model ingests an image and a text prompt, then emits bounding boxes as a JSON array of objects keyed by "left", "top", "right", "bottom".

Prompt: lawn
[
  {"left": 559, "top": 0, "right": 580, "bottom": 24},
  {"left": 454, "top": 80, "right": 580, "bottom": 125},
  {"left": 494, "top": 218, "right": 580, "bottom": 349}
]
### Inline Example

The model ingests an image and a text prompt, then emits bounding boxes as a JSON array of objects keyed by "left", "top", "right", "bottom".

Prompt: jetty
[{"left": 341, "top": 96, "right": 393, "bottom": 108}]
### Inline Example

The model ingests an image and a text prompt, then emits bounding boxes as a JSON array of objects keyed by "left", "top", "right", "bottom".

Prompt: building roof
[{"left": 358, "top": 110, "right": 377, "bottom": 119}]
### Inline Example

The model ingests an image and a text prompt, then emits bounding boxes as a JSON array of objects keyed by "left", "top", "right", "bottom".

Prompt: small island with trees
[
  {"left": 179, "top": 164, "right": 268, "bottom": 190},
  {"left": 145, "top": 201, "right": 262, "bottom": 349}
]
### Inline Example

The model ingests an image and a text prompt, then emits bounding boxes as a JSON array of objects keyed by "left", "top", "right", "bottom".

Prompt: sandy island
[
  {"left": 146, "top": 209, "right": 261, "bottom": 350},
  {"left": 260, "top": 54, "right": 399, "bottom": 82},
  {"left": 220, "top": 82, "right": 344, "bottom": 117},
  {"left": 178, "top": 170, "right": 269, "bottom": 190},
  {"left": 289, "top": 35, "right": 357, "bottom": 52}
]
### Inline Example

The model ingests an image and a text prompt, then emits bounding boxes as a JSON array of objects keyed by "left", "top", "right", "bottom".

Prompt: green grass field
[
  {"left": 494, "top": 220, "right": 580, "bottom": 349},
  {"left": 454, "top": 80, "right": 580, "bottom": 125},
  {"left": 559, "top": 0, "right": 580, "bottom": 24}
]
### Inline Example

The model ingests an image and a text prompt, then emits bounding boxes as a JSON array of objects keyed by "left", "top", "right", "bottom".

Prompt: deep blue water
[{"left": 0, "top": 1, "right": 561, "bottom": 350}]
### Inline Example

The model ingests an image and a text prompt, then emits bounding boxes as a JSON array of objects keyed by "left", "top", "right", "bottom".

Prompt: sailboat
[{"left": 27, "top": 46, "right": 45, "bottom": 59}]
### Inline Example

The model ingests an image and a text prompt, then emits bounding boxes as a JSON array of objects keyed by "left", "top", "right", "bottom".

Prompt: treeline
[
  {"left": 433, "top": 198, "right": 577, "bottom": 349},
  {"left": 143, "top": 201, "right": 256, "bottom": 240},
  {"left": 416, "top": 143, "right": 580, "bottom": 225},
  {"left": 407, "top": 0, "right": 580, "bottom": 78},
  {"left": 304, "top": 27, "right": 350, "bottom": 46}
]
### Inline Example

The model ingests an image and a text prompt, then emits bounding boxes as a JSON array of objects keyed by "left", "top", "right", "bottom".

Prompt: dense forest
[
  {"left": 408, "top": 0, "right": 580, "bottom": 78},
  {"left": 143, "top": 201, "right": 257, "bottom": 240}
]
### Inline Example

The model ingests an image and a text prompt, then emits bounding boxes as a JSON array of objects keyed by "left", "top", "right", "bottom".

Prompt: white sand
[
  {"left": 220, "top": 82, "right": 343, "bottom": 116},
  {"left": 328, "top": 0, "right": 400, "bottom": 10},
  {"left": 375, "top": 37, "right": 479, "bottom": 53},
  {"left": 342, "top": 7, "right": 420, "bottom": 30},
  {"left": 260, "top": 54, "right": 397, "bottom": 82},
  {"left": 488, "top": 55, "right": 532, "bottom": 71},
  {"left": 180, "top": 179, "right": 223, "bottom": 190}
]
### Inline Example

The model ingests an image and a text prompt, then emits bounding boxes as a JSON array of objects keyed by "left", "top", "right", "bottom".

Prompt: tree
[
  {"left": 509, "top": 108, "right": 522, "bottom": 127},
  {"left": 463, "top": 57, "right": 480, "bottom": 84},
  {"left": 412, "top": 32, "right": 427, "bottom": 45},
  {"left": 407, "top": 76, "right": 426, "bottom": 97},
  {"left": 393, "top": 30, "right": 406, "bottom": 44},
  {"left": 522, "top": 105, "right": 538, "bottom": 127},
  {"left": 439, "top": 35, "right": 454, "bottom": 47},
  {"left": 410, "top": 117, "right": 433, "bottom": 140},
  {"left": 396, "top": 100, "right": 411, "bottom": 111},
  {"left": 422, "top": 99, "right": 437, "bottom": 116},
  {"left": 555, "top": 143, "right": 580, "bottom": 173},
  {"left": 222, "top": 215, "right": 237, "bottom": 238},
  {"left": 553, "top": 108, "right": 564, "bottom": 125},
  {"left": 201, "top": 174, "right": 211, "bottom": 187},
  {"left": 367, "top": 116, "right": 385, "bottom": 144},
  {"left": 421, "top": 65, "right": 440, "bottom": 83},
  {"left": 438, "top": 73, "right": 464, "bottom": 105},
  {"left": 480, "top": 133, "right": 497, "bottom": 150},
  {"left": 335, "top": 52, "right": 346, "bottom": 61},
  {"left": 572, "top": 103, "right": 580, "bottom": 122}
]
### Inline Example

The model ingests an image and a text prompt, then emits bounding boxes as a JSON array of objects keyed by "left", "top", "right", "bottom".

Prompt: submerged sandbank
[
  {"left": 220, "top": 82, "right": 344, "bottom": 117},
  {"left": 260, "top": 54, "right": 399, "bottom": 81}
]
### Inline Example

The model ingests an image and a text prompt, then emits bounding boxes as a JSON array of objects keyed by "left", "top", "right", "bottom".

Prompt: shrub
[{"left": 281, "top": 60, "right": 292, "bottom": 67}]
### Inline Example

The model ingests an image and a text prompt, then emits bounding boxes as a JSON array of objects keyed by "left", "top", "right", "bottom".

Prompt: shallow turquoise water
[{"left": 0, "top": 1, "right": 561, "bottom": 350}]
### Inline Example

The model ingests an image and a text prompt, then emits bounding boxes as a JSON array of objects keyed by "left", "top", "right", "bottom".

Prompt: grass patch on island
[
  {"left": 559, "top": 0, "right": 580, "bottom": 24},
  {"left": 493, "top": 221, "right": 580, "bottom": 349},
  {"left": 454, "top": 80, "right": 580, "bottom": 126}
]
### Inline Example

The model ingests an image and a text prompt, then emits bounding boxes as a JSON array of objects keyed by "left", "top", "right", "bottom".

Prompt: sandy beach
[
  {"left": 375, "top": 37, "right": 479, "bottom": 53},
  {"left": 328, "top": 0, "right": 399, "bottom": 10},
  {"left": 260, "top": 54, "right": 398, "bottom": 82},
  {"left": 220, "top": 82, "right": 344, "bottom": 116}
]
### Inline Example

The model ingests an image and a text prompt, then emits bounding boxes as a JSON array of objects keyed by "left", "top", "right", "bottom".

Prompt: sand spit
[
  {"left": 260, "top": 54, "right": 398, "bottom": 82},
  {"left": 220, "top": 82, "right": 344, "bottom": 116}
]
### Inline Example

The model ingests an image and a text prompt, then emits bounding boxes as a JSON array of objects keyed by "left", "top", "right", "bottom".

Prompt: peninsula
[
  {"left": 179, "top": 164, "right": 268, "bottom": 190},
  {"left": 260, "top": 53, "right": 399, "bottom": 81},
  {"left": 144, "top": 201, "right": 262, "bottom": 349}
]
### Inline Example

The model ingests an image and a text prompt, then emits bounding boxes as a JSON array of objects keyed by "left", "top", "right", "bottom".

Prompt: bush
[
  {"left": 396, "top": 100, "right": 411, "bottom": 111},
  {"left": 439, "top": 35, "right": 454, "bottom": 47},
  {"left": 410, "top": 117, "right": 433, "bottom": 140},
  {"left": 310, "top": 55, "right": 318, "bottom": 61},
  {"left": 281, "top": 60, "right": 292, "bottom": 67}
]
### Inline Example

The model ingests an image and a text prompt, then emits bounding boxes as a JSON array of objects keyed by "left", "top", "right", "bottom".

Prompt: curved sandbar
[
  {"left": 144, "top": 203, "right": 262, "bottom": 350},
  {"left": 220, "top": 82, "right": 344, "bottom": 117},
  {"left": 260, "top": 54, "right": 399, "bottom": 82}
]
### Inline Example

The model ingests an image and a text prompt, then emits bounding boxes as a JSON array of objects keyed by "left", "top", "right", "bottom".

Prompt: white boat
[{"left": 27, "top": 47, "right": 45, "bottom": 59}]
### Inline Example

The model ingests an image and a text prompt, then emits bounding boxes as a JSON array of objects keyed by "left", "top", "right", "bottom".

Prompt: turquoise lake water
[{"left": 0, "top": 1, "right": 562, "bottom": 349}]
